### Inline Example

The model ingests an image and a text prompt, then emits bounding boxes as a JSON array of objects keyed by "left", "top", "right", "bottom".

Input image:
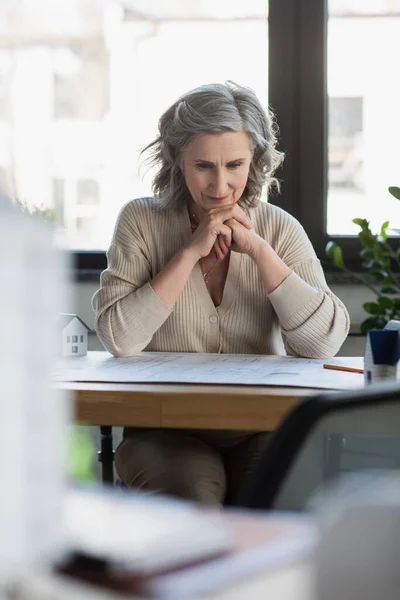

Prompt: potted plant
[
  {"left": 326, "top": 186, "right": 400, "bottom": 334},
  {"left": 13, "top": 197, "right": 58, "bottom": 224}
]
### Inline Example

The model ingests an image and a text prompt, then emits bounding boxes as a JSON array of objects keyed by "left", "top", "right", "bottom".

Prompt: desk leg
[{"left": 98, "top": 426, "right": 114, "bottom": 485}]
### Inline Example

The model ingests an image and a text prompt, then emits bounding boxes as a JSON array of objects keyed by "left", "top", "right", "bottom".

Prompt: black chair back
[{"left": 239, "top": 382, "right": 400, "bottom": 511}]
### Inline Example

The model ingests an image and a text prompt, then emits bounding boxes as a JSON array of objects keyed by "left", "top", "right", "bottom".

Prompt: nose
[{"left": 210, "top": 169, "right": 229, "bottom": 198}]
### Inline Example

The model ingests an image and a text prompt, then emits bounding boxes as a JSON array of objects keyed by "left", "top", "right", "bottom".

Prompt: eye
[
  {"left": 227, "top": 162, "right": 243, "bottom": 169},
  {"left": 195, "top": 163, "right": 212, "bottom": 170}
]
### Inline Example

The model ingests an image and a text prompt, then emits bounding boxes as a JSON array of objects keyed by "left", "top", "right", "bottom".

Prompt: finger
[
  {"left": 211, "top": 205, "right": 253, "bottom": 230},
  {"left": 219, "top": 227, "right": 232, "bottom": 250},
  {"left": 207, "top": 206, "right": 235, "bottom": 227},
  {"left": 220, "top": 233, "right": 231, "bottom": 257},
  {"left": 219, "top": 224, "right": 232, "bottom": 249},
  {"left": 233, "top": 206, "right": 253, "bottom": 229},
  {"left": 208, "top": 205, "right": 249, "bottom": 227},
  {"left": 224, "top": 218, "right": 239, "bottom": 236},
  {"left": 214, "top": 239, "right": 225, "bottom": 261},
  {"left": 216, "top": 225, "right": 232, "bottom": 258},
  {"left": 217, "top": 234, "right": 229, "bottom": 255},
  {"left": 224, "top": 218, "right": 237, "bottom": 229}
]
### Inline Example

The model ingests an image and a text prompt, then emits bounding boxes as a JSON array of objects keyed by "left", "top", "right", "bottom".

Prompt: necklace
[
  {"left": 202, "top": 256, "right": 219, "bottom": 284},
  {"left": 189, "top": 212, "right": 219, "bottom": 284},
  {"left": 189, "top": 209, "right": 223, "bottom": 354}
]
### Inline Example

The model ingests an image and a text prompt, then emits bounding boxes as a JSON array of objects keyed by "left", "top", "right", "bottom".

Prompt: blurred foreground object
[
  {"left": 62, "top": 486, "right": 316, "bottom": 598},
  {"left": 364, "top": 328, "right": 400, "bottom": 384},
  {"left": 315, "top": 472, "right": 400, "bottom": 600},
  {"left": 0, "top": 195, "right": 71, "bottom": 581},
  {"left": 67, "top": 426, "right": 95, "bottom": 482}
]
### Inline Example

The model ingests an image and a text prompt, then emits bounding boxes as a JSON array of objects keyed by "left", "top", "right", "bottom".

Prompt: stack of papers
[
  {"left": 65, "top": 488, "right": 233, "bottom": 573},
  {"left": 62, "top": 487, "right": 317, "bottom": 598}
]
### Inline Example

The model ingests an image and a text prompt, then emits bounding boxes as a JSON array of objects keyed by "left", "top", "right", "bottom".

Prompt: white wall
[{"left": 330, "top": 283, "right": 376, "bottom": 330}]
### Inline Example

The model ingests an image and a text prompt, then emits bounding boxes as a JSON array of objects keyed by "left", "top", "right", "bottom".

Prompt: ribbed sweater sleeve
[
  {"left": 265, "top": 207, "right": 350, "bottom": 358},
  {"left": 268, "top": 264, "right": 349, "bottom": 358},
  {"left": 92, "top": 202, "right": 172, "bottom": 356}
]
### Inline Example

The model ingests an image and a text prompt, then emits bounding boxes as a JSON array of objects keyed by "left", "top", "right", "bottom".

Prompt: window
[
  {"left": 0, "top": 167, "right": 13, "bottom": 198},
  {"left": 72, "top": 346, "right": 78, "bottom": 353},
  {"left": 53, "top": 42, "right": 109, "bottom": 120},
  {"left": 3, "top": 0, "right": 397, "bottom": 274},
  {"left": 0, "top": 0, "right": 268, "bottom": 258},
  {"left": 327, "top": 2, "right": 400, "bottom": 235},
  {"left": 52, "top": 178, "right": 65, "bottom": 228},
  {"left": 268, "top": 0, "right": 400, "bottom": 271},
  {"left": 0, "top": 51, "right": 10, "bottom": 121},
  {"left": 328, "top": 96, "right": 364, "bottom": 203},
  {"left": 72, "top": 336, "right": 78, "bottom": 343},
  {"left": 80, "top": 335, "right": 84, "bottom": 342},
  {"left": 77, "top": 179, "right": 100, "bottom": 206}
]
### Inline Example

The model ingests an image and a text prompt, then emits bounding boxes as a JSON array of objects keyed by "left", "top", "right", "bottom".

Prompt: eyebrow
[{"left": 193, "top": 158, "right": 246, "bottom": 165}]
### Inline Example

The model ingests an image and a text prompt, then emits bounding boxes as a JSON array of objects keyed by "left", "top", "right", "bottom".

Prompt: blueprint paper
[{"left": 54, "top": 352, "right": 364, "bottom": 390}]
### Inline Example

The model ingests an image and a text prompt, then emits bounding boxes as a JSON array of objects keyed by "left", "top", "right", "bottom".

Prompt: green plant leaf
[
  {"left": 380, "top": 221, "right": 390, "bottom": 241},
  {"left": 360, "top": 248, "right": 374, "bottom": 259},
  {"left": 382, "top": 274, "right": 395, "bottom": 285},
  {"left": 362, "top": 301, "right": 385, "bottom": 315},
  {"left": 366, "top": 271, "right": 387, "bottom": 285},
  {"left": 372, "top": 244, "right": 385, "bottom": 259},
  {"left": 381, "top": 286, "right": 398, "bottom": 294},
  {"left": 364, "top": 258, "right": 387, "bottom": 270},
  {"left": 353, "top": 217, "right": 370, "bottom": 230},
  {"left": 378, "top": 296, "right": 393, "bottom": 309},
  {"left": 325, "top": 241, "right": 345, "bottom": 269},
  {"left": 388, "top": 186, "right": 400, "bottom": 200},
  {"left": 360, "top": 316, "right": 380, "bottom": 334},
  {"left": 358, "top": 230, "right": 376, "bottom": 249}
]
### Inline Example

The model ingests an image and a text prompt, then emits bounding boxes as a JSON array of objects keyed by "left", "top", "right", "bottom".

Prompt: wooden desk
[
  {"left": 60, "top": 381, "right": 319, "bottom": 431},
  {"left": 58, "top": 381, "right": 320, "bottom": 484}
]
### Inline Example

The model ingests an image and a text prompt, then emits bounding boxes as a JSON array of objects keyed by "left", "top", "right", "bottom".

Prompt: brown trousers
[{"left": 115, "top": 428, "right": 270, "bottom": 506}]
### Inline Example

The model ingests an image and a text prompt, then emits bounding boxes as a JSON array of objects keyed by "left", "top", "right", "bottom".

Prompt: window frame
[
  {"left": 268, "top": 0, "right": 365, "bottom": 273},
  {"left": 76, "top": 0, "right": 366, "bottom": 279}
]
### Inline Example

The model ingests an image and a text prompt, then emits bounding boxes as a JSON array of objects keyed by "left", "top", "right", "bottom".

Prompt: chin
[{"left": 202, "top": 195, "right": 235, "bottom": 207}]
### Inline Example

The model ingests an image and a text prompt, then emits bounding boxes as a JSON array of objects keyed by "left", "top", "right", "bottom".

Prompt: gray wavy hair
[{"left": 142, "top": 81, "right": 284, "bottom": 210}]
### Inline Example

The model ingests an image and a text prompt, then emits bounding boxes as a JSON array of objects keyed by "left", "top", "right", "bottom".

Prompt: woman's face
[{"left": 181, "top": 130, "right": 253, "bottom": 216}]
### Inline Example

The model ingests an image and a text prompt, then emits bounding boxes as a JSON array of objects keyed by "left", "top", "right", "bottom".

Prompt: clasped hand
[{"left": 189, "top": 204, "right": 263, "bottom": 261}]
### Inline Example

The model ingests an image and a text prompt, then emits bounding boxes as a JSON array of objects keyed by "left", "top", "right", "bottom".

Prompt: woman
[{"left": 92, "top": 81, "right": 349, "bottom": 505}]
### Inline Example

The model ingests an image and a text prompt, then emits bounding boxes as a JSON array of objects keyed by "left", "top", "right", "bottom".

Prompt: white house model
[
  {"left": 58, "top": 313, "right": 90, "bottom": 357},
  {"left": 364, "top": 327, "right": 400, "bottom": 385}
]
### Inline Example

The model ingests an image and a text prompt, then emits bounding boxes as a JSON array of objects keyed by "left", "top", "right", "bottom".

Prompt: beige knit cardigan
[{"left": 93, "top": 197, "right": 349, "bottom": 358}]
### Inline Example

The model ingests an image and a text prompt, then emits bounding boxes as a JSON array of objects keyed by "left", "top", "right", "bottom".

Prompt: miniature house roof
[
  {"left": 384, "top": 320, "right": 400, "bottom": 332},
  {"left": 368, "top": 329, "right": 400, "bottom": 366},
  {"left": 57, "top": 313, "right": 90, "bottom": 331}
]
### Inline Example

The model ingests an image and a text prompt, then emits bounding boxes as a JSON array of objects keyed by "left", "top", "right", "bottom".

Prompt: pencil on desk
[{"left": 323, "top": 363, "right": 364, "bottom": 374}]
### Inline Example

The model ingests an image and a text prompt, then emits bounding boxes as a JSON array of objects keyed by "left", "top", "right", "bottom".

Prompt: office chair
[{"left": 238, "top": 381, "right": 400, "bottom": 511}]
